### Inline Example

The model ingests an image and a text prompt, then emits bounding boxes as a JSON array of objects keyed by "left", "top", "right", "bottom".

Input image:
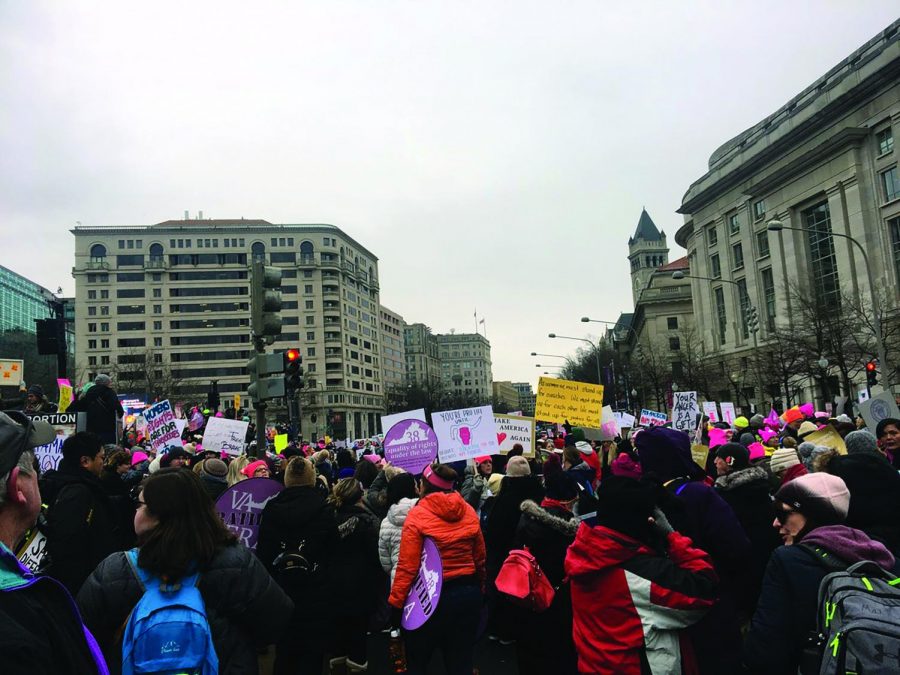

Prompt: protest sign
[
  {"left": 0, "top": 359, "right": 24, "bottom": 386},
  {"left": 432, "top": 405, "right": 499, "bottom": 463},
  {"left": 25, "top": 412, "right": 79, "bottom": 472},
  {"left": 142, "top": 399, "right": 184, "bottom": 454},
  {"left": 859, "top": 391, "right": 900, "bottom": 433},
  {"left": 203, "top": 417, "right": 249, "bottom": 456},
  {"left": 804, "top": 425, "right": 848, "bottom": 455},
  {"left": 274, "top": 434, "right": 288, "bottom": 453},
  {"left": 216, "top": 478, "right": 283, "bottom": 550},
  {"left": 534, "top": 377, "right": 604, "bottom": 428},
  {"left": 16, "top": 529, "right": 48, "bottom": 572},
  {"left": 858, "top": 388, "right": 870, "bottom": 404},
  {"left": 402, "top": 537, "right": 443, "bottom": 630},
  {"left": 615, "top": 412, "right": 637, "bottom": 429},
  {"left": 233, "top": 394, "right": 241, "bottom": 411},
  {"left": 56, "top": 378, "right": 73, "bottom": 413},
  {"left": 639, "top": 409, "right": 667, "bottom": 427},
  {"left": 702, "top": 401, "right": 719, "bottom": 424},
  {"left": 671, "top": 392, "right": 699, "bottom": 432},
  {"left": 381, "top": 408, "right": 427, "bottom": 435},
  {"left": 691, "top": 444, "right": 709, "bottom": 469},
  {"left": 174, "top": 418, "right": 187, "bottom": 436},
  {"left": 493, "top": 415, "right": 536, "bottom": 456},
  {"left": 720, "top": 402, "right": 736, "bottom": 426},
  {"left": 384, "top": 419, "right": 439, "bottom": 474}
]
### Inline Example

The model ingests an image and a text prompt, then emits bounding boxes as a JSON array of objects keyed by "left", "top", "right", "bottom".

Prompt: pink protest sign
[
  {"left": 384, "top": 419, "right": 439, "bottom": 475},
  {"left": 402, "top": 537, "right": 443, "bottom": 630}
]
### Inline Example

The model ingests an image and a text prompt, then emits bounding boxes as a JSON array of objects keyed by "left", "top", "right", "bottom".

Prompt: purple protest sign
[
  {"left": 402, "top": 537, "right": 443, "bottom": 630},
  {"left": 384, "top": 419, "right": 439, "bottom": 475},
  {"left": 215, "top": 478, "right": 283, "bottom": 550}
]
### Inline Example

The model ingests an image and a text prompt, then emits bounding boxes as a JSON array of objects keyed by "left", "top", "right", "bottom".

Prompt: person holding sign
[{"left": 388, "top": 463, "right": 486, "bottom": 675}]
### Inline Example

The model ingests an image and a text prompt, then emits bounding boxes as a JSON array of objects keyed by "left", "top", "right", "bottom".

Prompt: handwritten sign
[
  {"left": 16, "top": 529, "right": 48, "bottom": 572},
  {"left": 702, "top": 401, "right": 719, "bottom": 424},
  {"left": 216, "top": 478, "right": 283, "bottom": 550},
  {"left": 142, "top": 399, "right": 183, "bottom": 454},
  {"left": 639, "top": 409, "right": 667, "bottom": 427},
  {"left": 534, "top": 377, "right": 604, "bottom": 428},
  {"left": 56, "top": 378, "right": 73, "bottom": 413},
  {"left": 25, "top": 412, "right": 79, "bottom": 472},
  {"left": 672, "top": 392, "right": 699, "bottom": 432},
  {"left": 0, "top": 359, "right": 24, "bottom": 386},
  {"left": 615, "top": 412, "right": 637, "bottom": 429},
  {"left": 493, "top": 415, "right": 536, "bottom": 456},
  {"left": 384, "top": 419, "right": 439, "bottom": 474},
  {"left": 804, "top": 425, "right": 848, "bottom": 455},
  {"left": 432, "top": 405, "right": 499, "bottom": 463},
  {"left": 203, "top": 417, "right": 249, "bottom": 456},
  {"left": 720, "top": 402, "right": 736, "bottom": 426},
  {"left": 381, "top": 408, "right": 427, "bottom": 435}
]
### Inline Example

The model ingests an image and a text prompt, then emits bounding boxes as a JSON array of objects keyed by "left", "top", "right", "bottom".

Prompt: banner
[
  {"left": 142, "top": 399, "right": 184, "bottom": 454},
  {"left": 534, "top": 377, "right": 605, "bottom": 428},
  {"left": 639, "top": 409, "right": 667, "bottom": 427},
  {"left": 702, "top": 401, "right": 719, "bottom": 424},
  {"left": 384, "top": 419, "right": 439, "bottom": 474},
  {"left": 432, "top": 405, "right": 499, "bottom": 463},
  {"left": 672, "top": 392, "right": 699, "bottom": 432},
  {"left": 25, "top": 412, "right": 79, "bottom": 472},
  {"left": 381, "top": 408, "right": 427, "bottom": 435},
  {"left": 216, "top": 478, "right": 283, "bottom": 550},
  {"left": 859, "top": 391, "right": 900, "bottom": 433},
  {"left": 720, "top": 402, "right": 736, "bottom": 426},
  {"left": 203, "top": 417, "right": 249, "bottom": 456},
  {"left": 0, "top": 359, "right": 24, "bottom": 386},
  {"left": 402, "top": 537, "right": 443, "bottom": 630},
  {"left": 493, "top": 415, "right": 536, "bottom": 456}
]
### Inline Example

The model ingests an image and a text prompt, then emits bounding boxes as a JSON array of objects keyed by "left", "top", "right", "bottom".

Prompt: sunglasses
[{"left": 774, "top": 507, "right": 798, "bottom": 525}]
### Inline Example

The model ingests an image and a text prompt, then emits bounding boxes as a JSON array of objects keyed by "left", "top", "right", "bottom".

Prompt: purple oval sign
[
  {"left": 216, "top": 477, "right": 284, "bottom": 550},
  {"left": 384, "top": 419, "right": 439, "bottom": 475},
  {"left": 402, "top": 537, "right": 443, "bottom": 630}
]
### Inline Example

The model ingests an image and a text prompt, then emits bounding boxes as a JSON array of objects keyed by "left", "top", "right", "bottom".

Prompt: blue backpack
[{"left": 122, "top": 548, "right": 218, "bottom": 675}]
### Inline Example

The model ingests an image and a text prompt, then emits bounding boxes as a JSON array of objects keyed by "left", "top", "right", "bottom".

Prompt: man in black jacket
[
  {"left": 68, "top": 375, "right": 123, "bottom": 446},
  {"left": 41, "top": 432, "right": 120, "bottom": 595}
]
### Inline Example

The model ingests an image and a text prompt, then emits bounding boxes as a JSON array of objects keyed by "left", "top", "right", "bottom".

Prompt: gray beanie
[
  {"left": 94, "top": 373, "right": 112, "bottom": 386},
  {"left": 845, "top": 430, "right": 879, "bottom": 457},
  {"left": 797, "top": 441, "right": 816, "bottom": 469},
  {"left": 739, "top": 433, "right": 756, "bottom": 448}
]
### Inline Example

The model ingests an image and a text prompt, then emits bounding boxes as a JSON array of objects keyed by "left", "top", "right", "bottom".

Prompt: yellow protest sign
[
  {"left": 804, "top": 425, "right": 848, "bottom": 455},
  {"left": 691, "top": 444, "right": 709, "bottom": 469},
  {"left": 274, "top": 434, "right": 288, "bottom": 454},
  {"left": 534, "top": 377, "right": 605, "bottom": 428},
  {"left": 233, "top": 394, "right": 241, "bottom": 411},
  {"left": 57, "top": 378, "right": 73, "bottom": 413}
]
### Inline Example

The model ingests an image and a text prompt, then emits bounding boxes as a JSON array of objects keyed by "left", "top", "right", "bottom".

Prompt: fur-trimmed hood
[
  {"left": 519, "top": 499, "right": 579, "bottom": 537},
  {"left": 714, "top": 465, "right": 769, "bottom": 492}
]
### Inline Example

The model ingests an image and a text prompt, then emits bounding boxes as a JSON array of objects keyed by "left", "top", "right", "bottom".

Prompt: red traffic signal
[
  {"left": 866, "top": 361, "right": 876, "bottom": 372},
  {"left": 285, "top": 348, "right": 301, "bottom": 362}
]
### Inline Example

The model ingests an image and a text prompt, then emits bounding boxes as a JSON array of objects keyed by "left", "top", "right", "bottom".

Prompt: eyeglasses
[{"left": 774, "top": 508, "right": 797, "bottom": 525}]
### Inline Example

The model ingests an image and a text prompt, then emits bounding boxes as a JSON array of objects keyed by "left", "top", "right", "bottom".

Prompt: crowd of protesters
[{"left": 1, "top": 373, "right": 900, "bottom": 674}]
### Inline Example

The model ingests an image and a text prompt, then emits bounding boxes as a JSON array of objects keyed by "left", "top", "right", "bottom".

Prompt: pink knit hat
[
  {"left": 241, "top": 459, "right": 269, "bottom": 477},
  {"left": 611, "top": 453, "right": 642, "bottom": 479}
]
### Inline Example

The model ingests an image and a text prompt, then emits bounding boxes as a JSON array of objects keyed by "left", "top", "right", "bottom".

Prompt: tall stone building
[
  {"left": 628, "top": 209, "right": 670, "bottom": 304},
  {"left": 403, "top": 323, "right": 441, "bottom": 387},
  {"left": 511, "top": 382, "right": 536, "bottom": 416},
  {"left": 438, "top": 332, "right": 492, "bottom": 401},
  {"left": 379, "top": 305, "right": 407, "bottom": 390}
]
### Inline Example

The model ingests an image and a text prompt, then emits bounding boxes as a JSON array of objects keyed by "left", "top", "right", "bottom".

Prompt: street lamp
[
  {"left": 535, "top": 364, "right": 563, "bottom": 369},
  {"left": 548, "top": 333, "right": 603, "bottom": 386},
  {"left": 767, "top": 219, "right": 889, "bottom": 387},
  {"left": 530, "top": 352, "right": 567, "bottom": 359}
]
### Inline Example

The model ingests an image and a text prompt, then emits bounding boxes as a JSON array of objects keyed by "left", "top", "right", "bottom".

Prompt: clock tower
[{"left": 627, "top": 209, "right": 668, "bottom": 305}]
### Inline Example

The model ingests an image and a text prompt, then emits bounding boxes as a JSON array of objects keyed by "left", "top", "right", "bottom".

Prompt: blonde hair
[
  {"left": 226, "top": 456, "right": 249, "bottom": 487},
  {"left": 328, "top": 477, "right": 363, "bottom": 509}
]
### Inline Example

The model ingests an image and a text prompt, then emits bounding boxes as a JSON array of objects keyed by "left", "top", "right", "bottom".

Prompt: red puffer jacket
[{"left": 388, "top": 491, "right": 485, "bottom": 608}]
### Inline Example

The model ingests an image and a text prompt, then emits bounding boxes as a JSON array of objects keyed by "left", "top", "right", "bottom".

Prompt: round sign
[
  {"left": 402, "top": 537, "right": 443, "bottom": 630},
  {"left": 215, "top": 477, "right": 283, "bottom": 550},
  {"left": 383, "top": 418, "right": 439, "bottom": 475}
]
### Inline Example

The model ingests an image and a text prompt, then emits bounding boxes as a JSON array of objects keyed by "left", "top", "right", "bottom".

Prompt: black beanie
[
  {"left": 715, "top": 442, "right": 750, "bottom": 471},
  {"left": 594, "top": 476, "right": 657, "bottom": 541},
  {"left": 544, "top": 471, "right": 578, "bottom": 501}
]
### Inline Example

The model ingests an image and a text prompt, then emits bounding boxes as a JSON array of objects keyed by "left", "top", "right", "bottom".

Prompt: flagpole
[{"left": 474, "top": 309, "right": 478, "bottom": 335}]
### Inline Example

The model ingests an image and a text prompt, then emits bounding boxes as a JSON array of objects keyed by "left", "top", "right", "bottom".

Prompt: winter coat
[
  {"left": 389, "top": 491, "right": 486, "bottom": 609},
  {"left": 743, "top": 525, "right": 898, "bottom": 674},
  {"left": 0, "top": 542, "right": 107, "bottom": 675},
  {"left": 565, "top": 524, "right": 718, "bottom": 675},
  {"left": 460, "top": 465, "right": 490, "bottom": 513},
  {"left": 68, "top": 385, "right": 123, "bottom": 444},
  {"left": 256, "top": 485, "right": 339, "bottom": 623},
  {"left": 483, "top": 475, "right": 544, "bottom": 578},
  {"left": 330, "top": 501, "right": 385, "bottom": 616},
  {"left": 378, "top": 497, "right": 418, "bottom": 582},
  {"left": 77, "top": 543, "right": 293, "bottom": 675},
  {"left": 565, "top": 461, "right": 595, "bottom": 495},
  {"left": 41, "top": 464, "right": 122, "bottom": 596}
]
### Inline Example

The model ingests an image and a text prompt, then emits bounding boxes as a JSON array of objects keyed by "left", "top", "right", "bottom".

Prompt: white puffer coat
[{"left": 378, "top": 497, "right": 418, "bottom": 582}]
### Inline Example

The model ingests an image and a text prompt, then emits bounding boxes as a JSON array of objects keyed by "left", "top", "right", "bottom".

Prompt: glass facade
[
  {"left": 804, "top": 202, "right": 841, "bottom": 307},
  {"left": 0, "top": 265, "right": 52, "bottom": 333}
]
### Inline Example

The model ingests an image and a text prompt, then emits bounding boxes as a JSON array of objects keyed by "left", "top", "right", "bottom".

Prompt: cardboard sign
[
  {"left": 142, "top": 399, "right": 183, "bottom": 454},
  {"left": 25, "top": 412, "right": 79, "bottom": 472},
  {"left": 0, "top": 359, "right": 24, "bottom": 386},
  {"left": 859, "top": 391, "right": 900, "bottom": 433},
  {"left": 702, "top": 401, "right": 719, "bottom": 424},
  {"left": 381, "top": 408, "right": 427, "bottom": 435},
  {"left": 56, "top": 378, "right": 73, "bottom": 413},
  {"left": 493, "top": 415, "right": 536, "bottom": 457},
  {"left": 384, "top": 419, "right": 439, "bottom": 474},
  {"left": 534, "top": 377, "right": 605, "bottom": 428},
  {"left": 720, "top": 402, "right": 736, "bottom": 426},
  {"left": 691, "top": 444, "right": 709, "bottom": 469},
  {"left": 432, "top": 405, "right": 499, "bottom": 463},
  {"left": 615, "top": 412, "right": 637, "bottom": 429},
  {"left": 216, "top": 478, "right": 283, "bottom": 550},
  {"left": 639, "top": 409, "right": 667, "bottom": 427},
  {"left": 402, "top": 537, "right": 443, "bottom": 630},
  {"left": 804, "top": 425, "right": 848, "bottom": 455},
  {"left": 672, "top": 392, "right": 699, "bottom": 432},
  {"left": 16, "top": 529, "right": 48, "bottom": 572},
  {"left": 203, "top": 417, "right": 249, "bottom": 456}
]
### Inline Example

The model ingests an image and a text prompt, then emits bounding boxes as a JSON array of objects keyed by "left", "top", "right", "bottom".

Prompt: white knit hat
[{"left": 769, "top": 447, "right": 800, "bottom": 474}]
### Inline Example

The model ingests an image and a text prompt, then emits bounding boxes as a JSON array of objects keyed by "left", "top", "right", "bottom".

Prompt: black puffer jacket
[
  {"left": 484, "top": 475, "right": 545, "bottom": 578},
  {"left": 77, "top": 543, "right": 293, "bottom": 674}
]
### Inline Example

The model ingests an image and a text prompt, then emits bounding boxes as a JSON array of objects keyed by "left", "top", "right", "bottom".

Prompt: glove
[
  {"left": 389, "top": 606, "right": 403, "bottom": 630},
  {"left": 649, "top": 507, "right": 674, "bottom": 536}
]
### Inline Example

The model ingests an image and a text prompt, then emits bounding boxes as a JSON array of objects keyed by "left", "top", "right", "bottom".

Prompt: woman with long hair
[{"left": 77, "top": 468, "right": 293, "bottom": 673}]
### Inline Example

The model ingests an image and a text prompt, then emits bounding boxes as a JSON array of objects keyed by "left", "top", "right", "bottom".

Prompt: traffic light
[
  {"left": 247, "top": 352, "right": 286, "bottom": 402},
  {"left": 208, "top": 380, "right": 220, "bottom": 411},
  {"left": 745, "top": 305, "right": 760, "bottom": 334},
  {"left": 251, "top": 261, "right": 283, "bottom": 346},
  {"left": 284, "top": 348, "right": 303, "bottom": 392},
  {"left": 866, "top": 360, "right": 878, "bottom": 387}
]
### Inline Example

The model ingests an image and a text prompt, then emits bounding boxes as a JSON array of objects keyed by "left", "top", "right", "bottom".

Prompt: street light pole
[
  {"left": 548, "top": 333, "right": 602, "bottom": 389},
  {"left": 767, "top": 220, "right": 890, "bottom": 389}
]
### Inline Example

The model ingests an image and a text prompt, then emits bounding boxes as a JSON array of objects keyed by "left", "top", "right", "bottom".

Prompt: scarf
[{"left": 541, "top": 497, "right": 573, "bottom": 512}]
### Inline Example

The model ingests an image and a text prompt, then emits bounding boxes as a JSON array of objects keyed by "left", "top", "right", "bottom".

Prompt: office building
[
  {"left": 438, "top": 332, "right": 492, "bottom": 401},
  {"left": 379, "top": 305, "right": 407, "bottom": 390},
  {"left": 404, "top": 323, "right": 441, "bottom": 387},
  {"left": 1, "top": 265, "right": 55, "bottom": 334},
  {"left": 492, "top": 380, "right": 520, "bottom": 411},
  {"left": 511, "top": 381, "right": 536, "bottom": 416}
]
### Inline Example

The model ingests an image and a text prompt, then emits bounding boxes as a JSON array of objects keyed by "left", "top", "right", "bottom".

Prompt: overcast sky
[{"left": 2, "top": 2, "right": 897, "bottom": 388}]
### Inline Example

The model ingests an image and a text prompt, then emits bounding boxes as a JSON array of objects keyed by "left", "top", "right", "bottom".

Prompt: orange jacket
[{"left": 388, "top": 491, "right": 486, "bottom": 608}]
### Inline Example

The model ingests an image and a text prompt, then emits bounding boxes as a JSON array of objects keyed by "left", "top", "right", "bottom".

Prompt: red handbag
[{"left": 494, "top": 546, "right": 556, "bottom": 612}]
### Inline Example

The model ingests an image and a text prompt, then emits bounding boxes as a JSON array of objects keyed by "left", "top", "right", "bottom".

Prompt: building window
[
  {"left": 88, "top": 306, "right": 97, "bottom": 316},
  {"left": 305, "top": 301, "right": 314, "bottom": 309},
  {"left": 89, "top": 244, "right": 107, "bottom": 262},
  {"left": 714, "top": 287, "right": 727, "bottom": 345},
  {"left": 101, "top": 339, "right": 109, "bottom": 348},
  {"left": 667, "top": 317, "right": 678, "bottom": 330},
  {"left": 877, "top": 127, "right": 894, "bottom": 155},
  {"left": 306, "top": 331, "right": 315, "bottom": 341},
  {"left": 100, "top": 322, "right": 109, "bottom": 332},
  {"left": 756, "top": 230, "right": 770, "bottom": 259},
  {"left": 306, "top": 316, "right": 315, "bottom": 325},
  {"left": 100, "top": 290, "right": 108, "bottom": 299},
  {"left": 804, "top": 202, "right": 841, "bottom": 307},
  {"left": 88, "top": 339, "right": 97, "bottom": 349},
  {"left": 707, "top": 225, "right": 718, "bottom": 247},
  {"left": 153, "top": 321, "right": 162, "bottom": 330},
  {"left": 732, "top": 243, "right": 744, "bottom": 270},
  {"left": 729, "top": 214, "right": 740, "bottom": 235},
  {"left": 154, "top": 337, "right": 162, "bottom": 347},
  {"left": 669, "top": 337, "right": 681, "bottom": 351},
  {"left": 304, "top": 285, "right": 313, "bottom": 294},
  {"left": 753, "top": 200, "right": 766, "bottom": 220},
  {"left": 761, "top": 267, "right": 776, "bottom": 332},
  {"left": 882, "top": 167, "right": 900, "bottom": 202},
  {"left": 736, "top": 278, "right": 750, "bottom": 340},
  {"left": 710, "top": 253, "right": 721, "bottom": 279},
  {"left": 307, "top": 348, "right": 316, "bottom": 357},
  {"left": 88, "top": 322, "right": 97, "bottom": 333},
  {"left": 888, "top": 216, "right": 900, "bottom": 284}
]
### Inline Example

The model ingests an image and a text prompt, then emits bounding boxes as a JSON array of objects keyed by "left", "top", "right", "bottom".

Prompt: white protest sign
[
  {"left": 142, "top": 399, "right": 184, "bottom": 454},
  {"left": 614, "top": 412, "right": 637, "bottom": 430},
  {"left": 639, "top": 409, "right": 667, "bottom": 427},
  {"left": 859, "top": 391, "right": 900, "bottom": 432},
  {"left": 493, "top": 415, "right": 536, "bottom": 457},
  {"left": 202, "top": 417, "right": 250, "bottom": 456},
  {"left": 25, "top": 412, "right": 79, "bottom": 472},
  {"left": 0, "top": 359, "right": 24, "bottom": 386},
  {"left": 720, "top": 402, "right": 736, "bottom": 426},
  {"left": 175, "top": 418, "right": 187, "bottom": 436},
  {"left": 702, "top": 401, "right": 719, "bottom": 424},
  {"left": 433, "top": 405, "right": 499, "bottom": 463},
  {"left": 381, "top": 408, "right": 427, "bottom": 435},
  {"left": 858, "top": 388, "right": 870, "bottom": 404},
  {"left": 671, "top": 391, "right": 699, "bottom": 432},
  {"left": 17, "top": 529, "right": 48, "bottom": 572}
]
